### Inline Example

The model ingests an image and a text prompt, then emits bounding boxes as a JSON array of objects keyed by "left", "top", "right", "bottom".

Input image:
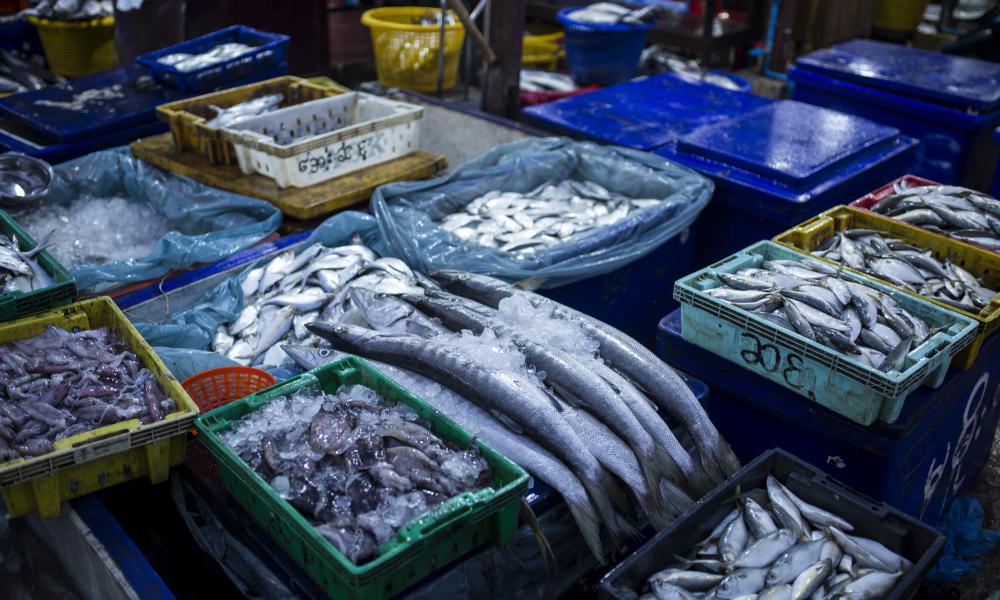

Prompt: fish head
[
  {"left": 348, "top": 287, "right": 413, "bottom": 328},
  {"left": 280, "top": 344, "right": 338, "bottom": 371}
]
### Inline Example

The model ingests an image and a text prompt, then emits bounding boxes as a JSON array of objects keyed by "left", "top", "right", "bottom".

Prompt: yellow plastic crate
[
  {"left": 523, "top": 31, "right": 563, "bottom": 70},
  {"left": 361, "top": 8, "right": 465, "bottom": 93},
  {"left": 156, "top": 76, "right": 349, "bottom": 166},
  {"left": 0, "top": 297, "right": 198, "bottom": 517},
  {"left": 774, "top": 205, "right": 1000, "bottom": 370},
  {"left": 27, "top": 15, "right": 116, "bottom": 78}
]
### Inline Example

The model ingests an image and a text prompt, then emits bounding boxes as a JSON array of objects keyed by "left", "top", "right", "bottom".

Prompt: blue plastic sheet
[
  {"left": 135, "top": 211, "right": 383, "bottom": 381},
  {"left": 929, "top": 497, "right": 1000, "bottom": 583},
  {"left": 371, "top": 137, "right": 713, "bottom": 289},
  {"left": 37, "top": 148, "right": 282, "bottom": 293}
]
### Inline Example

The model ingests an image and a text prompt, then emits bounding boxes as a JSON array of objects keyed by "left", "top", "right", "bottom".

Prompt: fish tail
[
  {"left": 698, "top": 438, "right": 742, "bottom": 484},
  {"left": 582, "top": 476, "right": 636, "bottom": 546},
  {"left": 656, "top": 477, "right": 694, "bottom": 523},
  {"left": 519, "top": 499, "right": 555, "bottom": 572},
  {"left": 564, "top": 497, "right": 606, "bottom": 562}
]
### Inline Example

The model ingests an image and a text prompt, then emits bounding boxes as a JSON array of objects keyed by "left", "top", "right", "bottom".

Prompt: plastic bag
[
  {"left": 929, "top": 497, "right": 1000, "bottom": 583},
  {"left": 36, "top": 148, "right": 282, "bottom": 293},
  {"left": 134, "top": 211, "right": 383, "bottom": 380},
  {"left": 371, "top": 137, "right": 713, "bottom": 288}
]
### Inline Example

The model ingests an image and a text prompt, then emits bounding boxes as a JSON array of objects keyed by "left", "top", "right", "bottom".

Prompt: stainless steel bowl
[{"left": 0, "top": 153, "right": 53, "bottom": 211}]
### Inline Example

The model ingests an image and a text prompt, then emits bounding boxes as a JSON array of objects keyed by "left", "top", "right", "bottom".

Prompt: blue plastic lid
[
  {"left": 676, "top": 101, "right": 903, "bottom": 188},
  {"left": 0, "top": 65, "right": 188, "bottom": 144},
  {"left": 522, "top": 73, "right": 770, "bottom": 150},
  {"left": 794, "top": 39, "right": 1000, "bottom": 113}
]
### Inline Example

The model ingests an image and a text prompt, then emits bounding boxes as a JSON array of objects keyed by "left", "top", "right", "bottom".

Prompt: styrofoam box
[{"left": 221, "top": 92, "right": 423, "bottom": 188}]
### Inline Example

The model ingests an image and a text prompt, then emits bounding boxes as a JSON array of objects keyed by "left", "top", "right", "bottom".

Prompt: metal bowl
[{"left": 0, "top": 153, "right": 53, "bottom": 211}]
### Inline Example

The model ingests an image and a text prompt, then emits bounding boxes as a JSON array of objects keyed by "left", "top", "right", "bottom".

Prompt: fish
[
  {"left": 157, "top": 42, "right": 256, "bottom": 73},
  {"left": 826, "top": 527, "right": 911, "bottom": 572},
  {"left": 743, "top": 496, "right": 778, "bottom": 538},
  {"left": 789, "top": 559, "right": 831, "bottom": 600},
  {"left": 220, "top": 381, "right": 490, "bottom": 565},
  {"left": 520, "top": 70, "right": 578, "bottom": 93},
  {"left": 870, "top": 184, "right": 1000, "bottom": 253},
  {"left": 640, "top": 45, "right": 746, "bottom": 91},
  {"left": 205, "top": 94, "right": 284, "bottom": 128},
  {"left": 432, "top": 270, "right": 740, "bottom": 485},
  {"left": 733, "top": 529, "right": 796, "bottom": 569},
  {"left": 697, "top": 258, "right": 937, "bottom": 373},
  {"left": 719, "top": 510, "right": 750, "bottom": 565},
  {"left": 840, "top": 570, "right": 901, "bottom": 599},
  {"left": 437, "top": 181, "right": 663, "bottom": 254},
  {"left": 811, "top": 229, "right": 997, "bottom": 312},
  {"left": 566, "top": 2, "right": 657, "bottom": 24},
  {"left": 0, "top": 325, "right": 172, "bottom": 462},
  {"left": 306, "top": 322, "right": 635, "bottom": 544},
  {"left": 402, "top": 291, "right": 689, "bottom": 516},
  {"left": 28, "top": 0, "right": 112, "bottom": 19}
]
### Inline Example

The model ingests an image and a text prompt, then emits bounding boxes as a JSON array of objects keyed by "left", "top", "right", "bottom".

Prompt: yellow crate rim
[
  {"left": 361, "top": 7, "right": 464, "bottom": 33},
  {"left": 27, "top": 15, "right": 114, "bottom": 28}
]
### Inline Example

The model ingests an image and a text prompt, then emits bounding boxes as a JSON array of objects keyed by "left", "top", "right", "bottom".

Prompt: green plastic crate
[
  {"left": 0, "top": 209, "right": 76, "bottom": 320},
  {"left": 673, "top": 241, "right": 979, "bottom": 426},
  {"left": 195, "top": 356, "right": 529, "bottom": 600}
]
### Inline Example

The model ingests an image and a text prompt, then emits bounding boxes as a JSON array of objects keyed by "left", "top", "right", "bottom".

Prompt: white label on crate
[
  {"left": 737, "top": 332, "right": 814, "bottom": 392},
  {"left": 72, "top": 433, "right": 132, "bottom": 464},
  {"left": 297, "top": 132, "right": 387, "bottom": 176},
  {"left": 920, "top": 371, "right": 1000, "bottom": 520}
]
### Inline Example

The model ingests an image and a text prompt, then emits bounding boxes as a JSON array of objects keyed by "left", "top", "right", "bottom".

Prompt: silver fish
[
  {"left": 432, "top": 270, "right": 740, "bottom": 485},
  {"left": 715, "top": 567, "right": 770, "bottom": 599},
  {"left": 789, "top": 559, "right": 831, "bottom": 600},
  {"left": 733, "top": 529, "right": 796, "bottom": 569}
]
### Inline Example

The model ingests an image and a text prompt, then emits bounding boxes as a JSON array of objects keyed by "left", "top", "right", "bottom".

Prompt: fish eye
[{"left": 319, "top": 349, "right": 330, "bottom": 356}]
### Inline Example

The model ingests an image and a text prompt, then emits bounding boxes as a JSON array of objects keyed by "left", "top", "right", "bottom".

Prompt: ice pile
[
  {"left": 21, "top": 196, "right": 169, "bottom": 267},
  {"left": 220, "top": 383, "right": 492, "bottom": 564}
]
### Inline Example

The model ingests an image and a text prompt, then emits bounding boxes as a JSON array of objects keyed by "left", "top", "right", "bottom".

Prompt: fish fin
[
  {"left": 488, "top": 409, "right": 526, "bottom": 435},
  {"left": 404, "top": 321, "right": 439, "bottom": 338},
  {"left": 582, "top": 474, "right": 636, "bottom": 547},
  {"left": 656, "top": 477, "right": 694, "bottom": 523},
  {"left": 564, "top": 497, "right": 605, "bottom": 562},
  {"left": 698, "top": 439, "right": 742, "bottom": 485},
  {"left": 519, "top": 499, "right": 555, "bottom": 572},
  {"left": 514, "top": 276, "right": 547, "bottom": 291}
]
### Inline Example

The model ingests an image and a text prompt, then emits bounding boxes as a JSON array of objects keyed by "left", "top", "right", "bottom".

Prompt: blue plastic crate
[
  {"left": 0, "top": 18, "right": 45, "bottom": 65},
  {"left": 661, "top": 101, "right": 918, "bottom": 267},
  {"left": 523, "top": 73, "right": 770, "bottom": 151},
  {"left": 790, "top": 39, "right": 1000, "bottom": 189},
  {"left": 557, "top": 7, "right": 653, "bottom": 86},
  {"left": 136, "top": 25, "right": 290, "bottom": 94},
  {"left": 656, "top": 308, "right": 1000, "bottom": 525},
  {"left": 992, "top": 126, "right": 1000, "bottom": 198},
  {"left": 541, "top": 222, "right": 694, "bottom": 348},
  {"left": 674, "top": 241, "right": 979, "bottom": 426},
  {"left": 524, "top": 77, "right": 917, "bottom": 268},
  {"left": 0, "top": 64, "right": 287, "bottom": 163}
]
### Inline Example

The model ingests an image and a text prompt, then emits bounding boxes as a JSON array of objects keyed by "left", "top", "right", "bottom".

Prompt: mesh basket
[
  {"left": 181, "top": 367, "right": 276, "bottom": 414},
  {"left": 361, "top": 8, "right": 465, "bottom": 93},
  {"left": 27, "top": 15, "right": 116, "bottom": 77}
]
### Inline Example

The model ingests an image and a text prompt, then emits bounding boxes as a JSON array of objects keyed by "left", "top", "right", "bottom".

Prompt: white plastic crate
[{"left": 220, "top": 92, "right": 423, "bottom": 188}]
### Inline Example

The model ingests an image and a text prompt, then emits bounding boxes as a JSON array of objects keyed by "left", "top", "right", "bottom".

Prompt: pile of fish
[
  {"left": 157, "top": 43, "right": 256, "bottom": 73},
  {"left": 438, "top": 181, "right": 661, "bottom": 253},
  {"left": 211, "top": 244, "right": 423, "bottom": 368},
  {"left": 707, "top": 257, "right": 938, "bottom": 372},
  {"left": 520, "top": 70, "right": 579, "bottom": 93},
  {"left": 635, "top": 476, "right": 911, "bottom": 600},
  {"left": 414, "top": 10, "right": 455, "bottom": 25},
  {"left": 0, "top": 325, "right": 175, "bottom": 462},
  {"left": 813, "top": 229, "right": 997, "bottom": 313},
  {"left": 640, "top": 46, "right": 745, "bottom": 91},
  {"left": 21, "top": 195, "right": 169, "bottom": 267},
  {"left": 0, "top": 232, "right": 53, "bottom": 294},
  {"left": 566, "top": 2, "right": 659, "bottom": 25},
  {"left": 220, "top": 382, "right": 491, "bottom": 564},
  {"left": 28, "top": 0, "right": 112, "bottom": 20},
  {"left": 0, "top": 50, "right": 62, "bottom": 94},
  {"left": 271, "top": 268, "right": 738, "bottom": 561},
  {"left": 869, "top": 183, "right": 1000, "bottom": 252},
  {"left": 205, "top": 93, "right": 284, "bottom": 128}
]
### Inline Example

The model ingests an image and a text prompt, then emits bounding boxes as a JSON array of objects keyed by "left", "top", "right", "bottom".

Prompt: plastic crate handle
[{"left": 795, "top": 214, "right": 829, "bottom": 237}]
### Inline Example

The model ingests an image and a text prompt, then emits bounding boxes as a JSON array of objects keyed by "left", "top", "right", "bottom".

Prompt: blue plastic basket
[
  {"left": 557, "top": 7, "right": 653, "bottom": 86},
  {"left": 656, "top": 309, "right": 1000, "bottom": 525},
  {"left": 136, "top": 25, "right": 290, "bottom": 93}
]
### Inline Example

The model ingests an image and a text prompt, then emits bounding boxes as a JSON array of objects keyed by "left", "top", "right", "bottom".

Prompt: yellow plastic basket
[
  {"left": 27, "top": 15, "right": 116, "bottom": 78},
  {"left": 874, "top": 0, "right": 931, "bottom": 34},
  {"left": 523, "top": 32, "right": 563, "bottom": 70},
  {"left": 361, "top": 8, "right": 465, "bottom": 93},
  {"left": 0, "top": 297, "right": 198, "bottom": 518}
]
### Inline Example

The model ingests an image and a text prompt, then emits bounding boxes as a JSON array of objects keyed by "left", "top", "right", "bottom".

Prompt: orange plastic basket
[{"left": 181, "top": 367, "right": 276, "bottom": 414}]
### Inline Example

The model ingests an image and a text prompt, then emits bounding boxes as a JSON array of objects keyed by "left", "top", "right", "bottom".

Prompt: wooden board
[{"left": 130, "top": 132, "right": 448, "bottom": 221}]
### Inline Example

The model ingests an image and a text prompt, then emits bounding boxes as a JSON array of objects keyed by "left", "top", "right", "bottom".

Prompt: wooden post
[{"left": 481, "top": 0, "right": 525, "bottom": 118}]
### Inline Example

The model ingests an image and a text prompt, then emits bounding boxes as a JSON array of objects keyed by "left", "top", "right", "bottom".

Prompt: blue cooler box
[
  {"left": 524, "top": 75, "right": 918, "bottom": 268},
  {"left": 656, "top": 309, "right": 1000, "bottom": 524},
  {"left": 790, "top": 39, "right": 1000, "bottom": 190}
]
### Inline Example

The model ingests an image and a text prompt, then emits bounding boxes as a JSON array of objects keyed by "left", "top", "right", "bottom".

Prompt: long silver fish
[
  {"left": 306, "top": 323, "right": 635, "bottom": 543},
  {"left": 432, "top": 270, "right": 739, "bottom": 485}
]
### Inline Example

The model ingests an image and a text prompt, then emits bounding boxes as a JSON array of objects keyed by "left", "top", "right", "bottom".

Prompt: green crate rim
[
  {"left": 194, "top": 356, "right": 529, "bottom": 590},
  {"left": 673, "top": 241, "right": 979, "bottom": 398},
  {"left": 0, "top": 210, "right": 76, "bottom": 319}
]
